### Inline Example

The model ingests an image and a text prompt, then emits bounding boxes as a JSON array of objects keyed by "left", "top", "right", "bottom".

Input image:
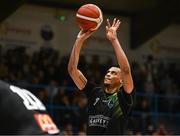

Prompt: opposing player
[
  {"left": 0, "top": 80, "right": 60, "bottom": 135},
  {"left": 68, "top": 18, "right": 134, "bottom": 134}
]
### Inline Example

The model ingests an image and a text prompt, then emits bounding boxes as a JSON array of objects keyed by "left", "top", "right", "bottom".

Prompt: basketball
[{"left": 76, "top": 4, "right": 103, "bottom": 31}]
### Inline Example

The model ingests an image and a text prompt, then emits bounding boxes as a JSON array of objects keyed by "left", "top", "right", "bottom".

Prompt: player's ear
[{"left": 119, "top": 79, "right": 123, "bottom": 84}]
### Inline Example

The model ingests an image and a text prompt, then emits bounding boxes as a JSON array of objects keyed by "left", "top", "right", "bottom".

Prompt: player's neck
[
  {"left": 105, "top": 86, "right": 118, "bottom": 94},
  {"left": 104, "top": 84, "right": 122, "bottom": 94}
]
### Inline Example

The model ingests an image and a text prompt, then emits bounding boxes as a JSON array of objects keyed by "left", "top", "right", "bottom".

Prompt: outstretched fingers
[
  {"left": 107, "top": 18, "right": 121, "bottom": 27},
  {"left": 112, "top": 18, "right": 117, "bottom": 27},
  {"left": 115, "top": 19, "right": 121, "bottom": 30},
  {"left": 107, "top": 19, "right": 111, "bottom": 28}
]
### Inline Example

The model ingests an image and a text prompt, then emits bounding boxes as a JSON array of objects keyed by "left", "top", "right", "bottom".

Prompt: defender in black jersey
[
  {"left": 68, "top": 18, "right": 134, "bottom": 134},
  {"left": 0, "top": 80, "right": 60, "bottom": 135}
]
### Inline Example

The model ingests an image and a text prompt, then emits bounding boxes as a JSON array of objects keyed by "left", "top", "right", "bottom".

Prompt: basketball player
[
  {"left": 68, "top": 18, "right": 134, "bottom": 134},
  {"left": 0, "top": 80, "right": 60, "bottom": 135}
]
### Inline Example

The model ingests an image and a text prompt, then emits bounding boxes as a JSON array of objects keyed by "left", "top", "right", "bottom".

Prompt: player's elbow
[
  {"left": 68, "top": 66, "right": 73, "bottom": 76},
  {"left": 126, "top": 84, "right": 134, "bottom": 94},
  {"left": 123, "top": 80, "right": 134, "bottom": 94},
  {"left": 68, "top": 64, "right": 77, "bottom": 77},
  {"left": 68, "top": 63, "right": 72, "bottom": 75},
  {"left": 68, "top": 61, "right": 74, "bottom": 74}
]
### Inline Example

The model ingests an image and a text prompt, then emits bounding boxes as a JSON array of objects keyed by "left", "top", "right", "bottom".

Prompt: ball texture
[{"left": 76, "top": 4, "right": 103, "bottom": 31}]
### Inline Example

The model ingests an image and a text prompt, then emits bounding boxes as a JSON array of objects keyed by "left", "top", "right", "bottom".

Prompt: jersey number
[{"left": 10, "top": 85, "right": 46, "bottom": 111}]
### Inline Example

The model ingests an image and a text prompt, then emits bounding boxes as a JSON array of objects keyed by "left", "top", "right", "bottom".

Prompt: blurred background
[{"left": 0, "top": 0, "right": 180, "bottom": 135}]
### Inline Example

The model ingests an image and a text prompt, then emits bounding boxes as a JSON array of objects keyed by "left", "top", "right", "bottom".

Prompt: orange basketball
[{"left": 76, "top": 4, "right": 103, "bottom": 31}]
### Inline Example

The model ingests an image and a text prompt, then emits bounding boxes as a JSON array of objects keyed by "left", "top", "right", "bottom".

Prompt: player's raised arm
[
  {"left": 68, "top": 30, "right": 93, "bottom": 90},
  {"left": 106, "top": 18, "right": 134, "bottom": 94}
]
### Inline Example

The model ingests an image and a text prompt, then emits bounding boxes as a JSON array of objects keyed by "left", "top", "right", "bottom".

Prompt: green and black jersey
[{"left": 83, "top": 82, "right": 134, "bottom": 135}]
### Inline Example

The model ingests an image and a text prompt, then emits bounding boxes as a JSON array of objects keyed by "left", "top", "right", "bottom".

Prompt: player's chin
[
  {"left": 104, "top": 81, "right": 110, "bottom": 87},
  {"left": 104, "top": 83, "right": 111, "bottom": 88}
]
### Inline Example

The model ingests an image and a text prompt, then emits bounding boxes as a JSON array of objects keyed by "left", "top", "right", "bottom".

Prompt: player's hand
[
  {"left": 77, "top": 29, "right": 94, "bottom": 42},
  {"left": 106, "top": 18, "right": 121, "bottom": 41}
]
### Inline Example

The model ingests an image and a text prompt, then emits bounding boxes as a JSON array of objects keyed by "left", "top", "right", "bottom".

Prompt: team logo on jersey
[
  {"left": 88, "top": 115, "right": 110, "bottom": 128},
  {"left": 102, "top": 99, "right": 114, "bottom": 109}
]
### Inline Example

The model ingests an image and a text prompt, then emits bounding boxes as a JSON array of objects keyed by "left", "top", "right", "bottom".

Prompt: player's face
[{"left": 104, "top": 67, "right": 122, "bottom": 87}]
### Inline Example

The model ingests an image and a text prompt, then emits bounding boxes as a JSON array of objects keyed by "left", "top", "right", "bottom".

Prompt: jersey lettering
[
  {"left": 10, "top": 85, "right": 46, "bottom": 111},
  {"left": 34, "top": 113, "right": 60, "bottom": 134},
  {"left": 89, "top": 115, "right": 110, "bottom": 128}
]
